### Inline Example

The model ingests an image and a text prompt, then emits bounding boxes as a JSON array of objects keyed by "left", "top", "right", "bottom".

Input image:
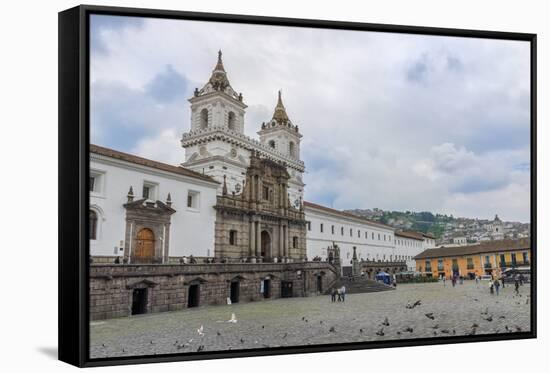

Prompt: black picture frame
[{"left": 59, "top": 4, "right": 537, "bottom": 368}]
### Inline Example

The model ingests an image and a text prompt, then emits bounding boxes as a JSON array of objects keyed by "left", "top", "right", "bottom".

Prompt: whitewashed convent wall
[
  {"left": 304, "top": 205, "right": 396, "bottom": 264},
  {"left": 394, "top": 235, "right": 424, "bottom": 270},
  {"left": 90, "top": 154, "right": 218, "bottom": 259}
]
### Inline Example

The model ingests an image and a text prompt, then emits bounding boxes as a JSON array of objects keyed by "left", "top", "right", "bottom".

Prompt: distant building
[{"left": 413, "top": 238, "right": 530, "bottom": 279}]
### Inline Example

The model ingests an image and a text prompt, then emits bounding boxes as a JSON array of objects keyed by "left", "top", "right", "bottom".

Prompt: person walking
[
  {"left": 330, "top": 287, "right": 337, "bottom": 303},
  {"left": 337, "top": 287, "right": 342, "bottom": 302},
  {"left": 475, "top": 275, "right": 480, "bottom": 286},
  {"left": 494, "top": 279, "right": 500, "bottom": 296},
  {"left": 442, "top": 276, "right": 446, "bottom": 287},
  {"left": 515, "top": 279, "right": 520, "bottom": 295},
  {"left": 489, "top": 280, "right": 494, "bottom": 295}
]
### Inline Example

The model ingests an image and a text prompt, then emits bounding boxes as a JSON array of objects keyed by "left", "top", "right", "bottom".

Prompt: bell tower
[
  {"left": 258, "top": 91, "right": 304, "bottom": 206},
  {"left": 188, "top": 50, "right": 247, "bottom": 133}
]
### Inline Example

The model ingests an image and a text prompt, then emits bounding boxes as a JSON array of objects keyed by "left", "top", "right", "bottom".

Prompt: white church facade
[{"left": 89, "top": 51, "right": 433, "bottom": 269}]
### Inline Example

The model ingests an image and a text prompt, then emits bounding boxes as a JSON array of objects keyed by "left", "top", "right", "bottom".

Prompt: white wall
[
  {"left": 394, "top": 236, "right": 425, "bottom": 269},
  {"left": 90, "top": 154, "right": 218, "bottom": 258},
  {"left": 305, "top": 206, "right": 396, "bottom": 264}
]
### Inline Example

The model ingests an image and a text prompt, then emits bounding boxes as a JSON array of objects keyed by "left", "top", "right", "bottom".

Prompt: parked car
[{"left": 501, "top": 267, "right": 531, "bottom": 283}]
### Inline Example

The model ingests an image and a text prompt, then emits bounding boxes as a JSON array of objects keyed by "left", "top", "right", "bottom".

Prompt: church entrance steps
[{"left": 327, "top": 276, "right": 395, "bottom": 295}]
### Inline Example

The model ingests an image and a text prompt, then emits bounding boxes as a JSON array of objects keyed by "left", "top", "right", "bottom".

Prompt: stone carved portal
[{"left": 261, "top": 230, "right": 271, "bottom": 258}]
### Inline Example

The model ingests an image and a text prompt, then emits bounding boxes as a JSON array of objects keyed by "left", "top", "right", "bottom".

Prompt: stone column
[
  {"left": 255, "top": 221, "right": 261, "bottom": 257},
  {"left": 249, "top": 219, "right": 255, "bottom": 258},
  {"left": 279, "top": 223, "right": 284, "bottom": 258}
]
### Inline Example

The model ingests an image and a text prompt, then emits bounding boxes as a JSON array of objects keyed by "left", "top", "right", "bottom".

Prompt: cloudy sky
[{"left": 90, "top": 15, "right": 531, "bottom": 222}]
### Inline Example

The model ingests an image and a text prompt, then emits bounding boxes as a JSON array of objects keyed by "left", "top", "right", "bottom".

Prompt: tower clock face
[{"left": 230, "top": 148, "right": 237, "bottom": 157}]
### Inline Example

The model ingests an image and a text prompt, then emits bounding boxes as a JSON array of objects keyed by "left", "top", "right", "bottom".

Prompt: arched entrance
[
  {"left": 135, "top": 228, "right": 155, "bottom": 263},
  {"left": 260, "top": 230, "right": 271, "bottom": 258}
]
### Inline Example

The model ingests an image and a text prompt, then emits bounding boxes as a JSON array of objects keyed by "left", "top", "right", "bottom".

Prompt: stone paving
[{"left": 90, "top": 281, "right": 531, "bottom": 358}]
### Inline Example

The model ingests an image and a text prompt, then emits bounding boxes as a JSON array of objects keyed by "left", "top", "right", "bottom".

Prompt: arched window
[
  {"left": 227, "top": 111, "right": 236, "bottom": 130},
  {"left": 200, "top": 108, "right": 208, "bottom": 129},
  {"left": 289, "top": 141, "right": 296, "bottom": 157},
  {"left": 268, "top": 140, "right": 276, "bottom": 149},
  {"left": 89, "top": 210, "right": 98, "bottom": 240}
]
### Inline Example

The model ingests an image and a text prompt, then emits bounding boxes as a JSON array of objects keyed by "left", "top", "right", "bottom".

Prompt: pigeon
[
  {"left": 515, "top": 326, "right": 523, "bottom": 332},
  {"left": 404, "top": 327, "right": 414, "bottom": 333},
  {"left": 228, "top": 313, "right": 237, "bottom": 323},
  {"left": 473, "top": 298, "right": 479, "bottom": 302},
  {"left": 433, "top": 331, "right": 437, "bottom": 336},
  {"left": 484, "top": 316, "right": 493, "bottom": 322},
  {"left": 481, "top": 308, "right": 489, "bottom": 315},
  {"left": 425, "top": 313, "right": 435, "bottom": 320},
  {"left": 431, "top": 324, "right": 439, "bottom": 329},
  {"left": 102, "top": 343, "right": 106, "bottom": 348},
  {"left": 382, "top": 317, "right": 390, "bottom": 326},
  {"left": 467, "top": 328, "right": 477, "bottom": 336},
  {"left": 302, "top": 316, "right": 306, "bottom": 321},
  {"left": 262, "top": 325, "right": 265, "bottom": 329},
  {"left": 240, "top": 338, "right": 245, "bottom": 343},
  {"left": 406, "top": 300, "right": 422, "bottom": 309},
  {"left": 282, "top": 333, "right": 288, "bottom": 339},
  {"left": 499, "top": 316, "right": 506, "bottom": 319},
  {"left": 329, "top": 326, "right": 336, "bottom": 333},
  {"left": 440, "top": 329, "right": 450, "bottom": 334},
  {"left": 397, "top": 331, "right": 402, "bottom": 335},
  {"left": 505, "top": 325, "right": 510, "bottom": 332},
  {"left": 376, "top": 328, "right": 385, "bottom": 336},
  {"left": 217, "top": 331, "right": 221, "bottom": 336},
  {"left": 472, "top": 323, "right": 479, "bottom": 328},
  {"left": 359, "top": 328, "right": 364, "bottom": 334},
  {"left": 197, "top": 345, "right": 204, "bottom": 352},
  {"left": 150, "top": 340, "right": 154, "bottom": 344},
  {"left": 197, "top": 325, "right": 204, "bottom": 336},
  {"left": 452, "top": 329, "right": 456, "bottom": 335}
]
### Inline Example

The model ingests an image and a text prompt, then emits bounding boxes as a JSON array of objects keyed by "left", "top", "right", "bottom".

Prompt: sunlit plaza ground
[{"left": 90, "top": 281, "right": 531, "bottom": 358}]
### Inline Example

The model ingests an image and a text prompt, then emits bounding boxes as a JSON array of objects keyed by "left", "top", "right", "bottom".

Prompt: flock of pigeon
[{"left": 97, "top": 291, "right": 529, "bottom": 357}]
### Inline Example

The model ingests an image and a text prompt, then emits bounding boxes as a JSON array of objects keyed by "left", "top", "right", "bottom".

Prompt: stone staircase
[{"left": 326, "top": 276, "right": 395, "bottom": 294}]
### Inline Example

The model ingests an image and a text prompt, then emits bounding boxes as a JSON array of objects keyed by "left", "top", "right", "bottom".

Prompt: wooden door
[{"left": 135, "top": 228, "right": 155, "bottom": 263}]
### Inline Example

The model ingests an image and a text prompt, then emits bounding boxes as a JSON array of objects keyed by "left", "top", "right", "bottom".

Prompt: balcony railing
[
  {"left": 483, "top": 263, "right": 492, "bottom": 269},
  {"left": 499, "top": 261, "right": 529, "bottom": 268}
]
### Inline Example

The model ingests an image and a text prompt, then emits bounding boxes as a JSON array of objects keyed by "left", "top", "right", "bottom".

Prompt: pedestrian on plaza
[
  {"left": 451, "top": 276, "right": 456, "bottom": 287},
  {"left": 340, "top": 285, "right": 346, "bottom": 302},
  {"left": 500, "top": 277, "right": 505, "bottom": 288},
  {"left": 475, "top": 275, "right": 479, "bottom": 286},
  {"left": 337, "top": 287, "right": 342, "bottom": 302},
  {"left": 494, "top": 279, "right": 500, "bottom": 296},
  {"left": 519, "top": 274, "right": 524, "bottom": 286},
  {"left": 514, "top": 279, "right": 520, "bottom": 295},
  {"left": 459, "top": 276, "right": 464, "bottom": 285},
  {"left": 330, "top": 287, "right": 337, "bottom": 302},
  {"left": 489, "top": 280, "right": 494, "bottom": 295}
]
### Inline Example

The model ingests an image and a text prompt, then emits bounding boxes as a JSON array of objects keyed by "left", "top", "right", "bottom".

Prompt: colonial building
[
  {"left": 89, "top": 144, "right": 219, "bottom": 263},
  {"left": 88, "top": 51, "right": 435, "bottom": 319},
  {"left": 214, "top": 153, "right": 307, "bottom": 262},
  {"left": 413, "top": 238, "right": 530, "bottom": 279}
]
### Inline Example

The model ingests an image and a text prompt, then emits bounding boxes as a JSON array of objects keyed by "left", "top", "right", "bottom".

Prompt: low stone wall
[{"left": 90, "top": 262, "right": 338, "bottom": 320}]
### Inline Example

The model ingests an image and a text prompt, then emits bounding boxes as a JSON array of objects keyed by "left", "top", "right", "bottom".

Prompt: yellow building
[{"left": 414, "top": 238, "right": 530, "bottom": 279}]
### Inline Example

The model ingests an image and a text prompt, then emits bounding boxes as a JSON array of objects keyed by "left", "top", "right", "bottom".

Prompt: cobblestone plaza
[{"left": 90, "top": 281, "right": 531, "bottom": 358}]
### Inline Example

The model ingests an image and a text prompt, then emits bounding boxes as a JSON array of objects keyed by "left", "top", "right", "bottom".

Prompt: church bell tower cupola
[
  {"left": 258, "top": 91, "right": 302, "bottom": 161},
  {"left": 188, "top": 50, "right": 247, "bottom": 133}
]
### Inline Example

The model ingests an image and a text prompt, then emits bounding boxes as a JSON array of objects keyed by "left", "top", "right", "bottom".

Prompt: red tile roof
[
  {"left": 90, "top": 144, "right": 219, "bottom": 184},
  {"left": 303, "top": 201, "right": 394, "bottom": 230},
  {"left": 413, "top": 238, "right": 530, "bottom": 260},
  {"left": 395, "top": 231, "right": 425, "bottom": 241}
]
